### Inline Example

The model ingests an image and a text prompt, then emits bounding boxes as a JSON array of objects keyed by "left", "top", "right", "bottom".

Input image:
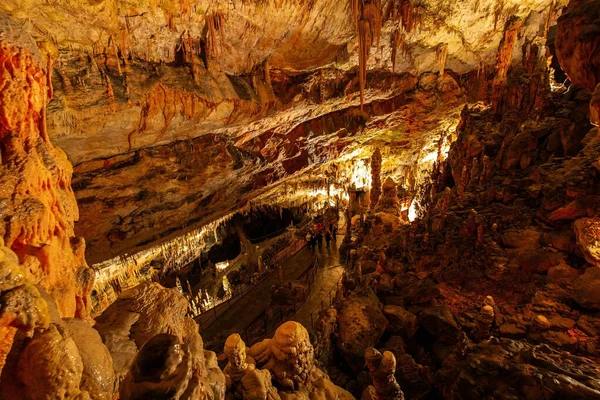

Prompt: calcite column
[
  {"left": 0, "top": 14, "right": 93, "bottom": 318},
  {"left": 370, "top": 148, "right": 382, "bottom": 210}
]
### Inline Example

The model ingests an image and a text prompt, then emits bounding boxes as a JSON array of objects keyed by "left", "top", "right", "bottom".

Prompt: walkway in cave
[
  {"left": 199, "top": 245, "right": 314, "bottom": 345},
  {"left": 291, "top": 232, "right": 345, "bottom": 329},
  {"left": 199, "top": 214, "right": 347, "bottom": 349}
]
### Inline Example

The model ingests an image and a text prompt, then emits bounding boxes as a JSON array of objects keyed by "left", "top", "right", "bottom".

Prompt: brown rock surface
[
  {"left": 337, "top": 287, "right": 389, "bottom": 372},
  {"left": 574, "top": 218, "right": 600, "bottom": 267},
  {"left": 418, "top": 306, "right": 462, "bottom": 344},
  {"left": 546, "top": 262, "right": 581, "bottom": 284},
  {"left": 95, "top": 282, "right": 224, "bottom": 397},
  {"left": 572, "top": 267, "right": 600, "bottom": 310},
  {"left": 555, "top": 0, "right": 600, "bottom": 93},
  {"left": 438, "top": 338, "right": 600, "bottom": 398},
  {"left": 383, "top": 305, "right": 418, "bottom": 339}
]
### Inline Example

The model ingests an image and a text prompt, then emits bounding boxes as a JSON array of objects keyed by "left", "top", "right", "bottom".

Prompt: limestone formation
[
  {"left": 363, "top": 348, "right": 404, "bottom": 400},
  {"left": 0, "top": 12, "right": 93, "bottom": 320},
  {"left": 475, "top": 305, "right": 495, "bottom": 341},
  {"left": 95, "top": 282, "right": 225, "bottom": 398},
  {"left": 573, "top": 218, "right": 600, "bottom": 267},
  {"left": 224, "top": 333, "right": 256, "bottom": 397},
  {"left": 1, "top": 0, "right": 600, "bottom": 398},
  {"left": 374, "top": 178, "right": 402, "bottom": 217},
  {"left": 248, "top": 321, "right": 353, "bottom": 400},
  {"left": 120, "top": 334, "right": 193, "bottom": 400},
  {"left": 240, "top": 369, "right": 281, "bottom": 400},
  {"left": 370, "top": 149, "right": 383, "bottom": 210},
  {"left": 555, "top": 0, "right": 600, "bottom": 93}
]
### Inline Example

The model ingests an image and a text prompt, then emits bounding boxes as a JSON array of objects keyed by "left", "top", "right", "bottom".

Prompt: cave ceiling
[{"left": 0, "top": 0, "right": 562, "bottom": 264}]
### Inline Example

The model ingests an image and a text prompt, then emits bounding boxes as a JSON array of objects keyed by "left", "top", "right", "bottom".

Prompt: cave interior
[{"left": 1, "top": 0, "right": 600, "bottom": 399}]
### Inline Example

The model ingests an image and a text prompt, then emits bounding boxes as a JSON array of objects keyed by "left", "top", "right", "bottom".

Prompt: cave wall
[
  {"left": 1, "top": 0, "right": 565, "bottom": 266},
  {"left": 0, "top": 14, "right": 93, "bottom": 319}
]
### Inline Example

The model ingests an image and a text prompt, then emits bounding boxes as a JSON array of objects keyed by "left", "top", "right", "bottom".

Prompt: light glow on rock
[
  {"left": 216, "top": 261, "right": 229, "bottom": 271},
  {"left": 350, "top": 159, "right": 372, "bottom": 190},
  {"left": 408, "top": 198, "right": 418, "bottom": 222}
]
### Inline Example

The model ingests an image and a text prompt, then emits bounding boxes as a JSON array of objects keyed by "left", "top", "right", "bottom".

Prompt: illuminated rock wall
[{"left": 0, "top": 14, "right": 93, "bottom": 319}]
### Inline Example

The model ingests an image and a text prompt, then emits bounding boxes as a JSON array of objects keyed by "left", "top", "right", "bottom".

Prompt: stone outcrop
[
  {"left": 572, "top": 267, "right": 600, "bottom": 310},
  {"left": 246, "top": 321, "right": 354, "bottom": 400},
  {"left": 437, "top": 338, "right": 600, "bottom": 398},
  {"left": 418, "top": 306, "right": 462, "bottom": 345},
  {"left": 555, "top": 0, "right": 600, "bottom": 93},
  {"left": 336, "top": 287, "right": 389, "bottom": 371},
  {"left": 0, "top": 12, "right": 93, "bottom": 319},
  {"left": 95, "top": 282, "right": 225, "bottom": 398}
]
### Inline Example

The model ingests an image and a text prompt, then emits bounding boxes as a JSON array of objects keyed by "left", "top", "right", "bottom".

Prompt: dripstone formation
[{"left": 1, "top": 0, "right": 600, "bottom": 399}]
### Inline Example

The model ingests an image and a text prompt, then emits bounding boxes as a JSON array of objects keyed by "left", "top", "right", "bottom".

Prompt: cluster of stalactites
[
  {"left": 355, "top": 0, "right": 424, "bottom": 110},
  {"left": 354, "top": 0, "right": 383, "bottom": 110},
  {"left": 206, "top": 11, "right": 227, "bottom": 60}
]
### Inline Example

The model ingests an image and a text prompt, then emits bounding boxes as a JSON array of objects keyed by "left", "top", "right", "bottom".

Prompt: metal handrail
[
  {"left": 205, "top": 254, "right": 319, "bottom": 356},
  {"left": 194, "top": 238, "right": 307, "bottom": 330}
]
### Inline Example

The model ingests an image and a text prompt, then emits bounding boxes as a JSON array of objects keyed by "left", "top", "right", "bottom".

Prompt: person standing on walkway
[
  {"left": 325, "top": 230, "right": 331, "bottom": 248},
  {"left": 306, "top": 231, "right": 313, "bottom": 252}
]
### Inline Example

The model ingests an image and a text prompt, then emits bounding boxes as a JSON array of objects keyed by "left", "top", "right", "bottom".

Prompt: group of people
[{"left": 305, "top": 221, "right": 338, "bottom": 251}]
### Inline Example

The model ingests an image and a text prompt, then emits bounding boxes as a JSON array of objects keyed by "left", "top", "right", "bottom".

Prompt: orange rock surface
[{"left": 0, "top": 14, "right": 93, "bottom": 319}]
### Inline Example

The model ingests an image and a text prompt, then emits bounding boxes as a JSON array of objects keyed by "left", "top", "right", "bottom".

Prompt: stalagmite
[
  {"left": 475, "top": 305, "right": 494, "bottom": 341},
  {"left": 363, "top": 348, "right": 405, "bottom": 400},
  {"left": 370, "top": 148, "right": 382, "bottom": 210}
]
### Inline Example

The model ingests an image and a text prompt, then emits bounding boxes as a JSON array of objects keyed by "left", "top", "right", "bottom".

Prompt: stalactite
[
  {"left": 544, "top": 0, "right": 556, "bottom": 36},
  {"left": 436, "top": 43, "right": 448, "bottom": 76},
  {"left": 477, "top": 59, "right": 485, "bottom": 79},
  {"left": 353, "top": 0, "right": 360, "bottom": 31},
  {"left": 106, "top": 76, "right": 115, "bottom": 103},
  {"left": 358, "top": 18, "right": 371, "bottom": 111},
  {"left": 206, "top": 11, "right": 226, "bottom": 59},
  {"left": 119, "top": 23, "right": 131, "bottom": 65},
  {"left": 108, "top": 35, "right": 122, "bottom": 76},
  {"left": 399, "top": 0, "right": 415, "bottom": 33},
  {"left": 493, "top": 0, "right": 505, "bottom": 30},
  {"left": 264, "top": 58, "right": 272, "bottom": 88},
  {"left": 362, "top": 3, "right": 382, "bottom": 48},
  {"left": 167, "top": 12, "right": 175, "bottom": 32}
]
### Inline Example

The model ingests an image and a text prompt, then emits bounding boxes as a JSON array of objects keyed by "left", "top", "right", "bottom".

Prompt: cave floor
[
  {"left": 291, "top": 241, "right": 345, "bottom": 329},
  {"left": 200, "top": 217, "right": 347, "bottom": 350},
  {"left": 200, "top": 246, "right": 315, "bottom": 346}
]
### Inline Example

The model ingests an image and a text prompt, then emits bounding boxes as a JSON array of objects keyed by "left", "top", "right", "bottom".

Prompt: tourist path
[{"left": 200, "top": 214, "right": 347, "bottom": 350}]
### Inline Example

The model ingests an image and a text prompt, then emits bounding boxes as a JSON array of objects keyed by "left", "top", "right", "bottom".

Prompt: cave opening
[{"left": 239, "top": 205, "right": 305, "bottom": 243}]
